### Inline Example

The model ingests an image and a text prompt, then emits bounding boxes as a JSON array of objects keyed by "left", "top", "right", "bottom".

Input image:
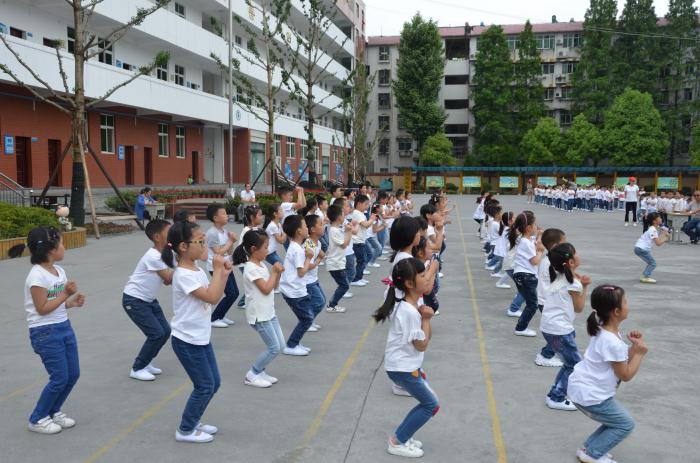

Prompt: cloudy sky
[{"left": 364, "top": 0, "right": 674, "bottom": 36}]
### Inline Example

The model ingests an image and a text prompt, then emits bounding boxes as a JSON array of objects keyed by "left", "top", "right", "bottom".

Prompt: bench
[{"left": 96, "top": 215, "right": 138, "bottom": 222}]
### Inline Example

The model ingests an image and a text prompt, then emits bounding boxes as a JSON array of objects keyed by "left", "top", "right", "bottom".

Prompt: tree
[
  {"left": 691, "top": 122, "right": 700, "bottom": 166},
  {"left": 602, "top": 88, "right": 669, "bottom": 166},
  {"left": 420, "top": 133, "right": 456, "bottom": 166},
  {"left": 392, "top": 13, "right": 446, "bottom": 155},
  {"left": 573, "top": 0, "right": 618, "bottom": 126},
  {"left": 473, "top": 25, "right": 517, "bottom": 165},
  {"left": 513, "top": 20, "right": 545, "bottom": 158},
  {"left": 0, "top": 0, "right": 169, "bottom": 227},
  {"left": 520, "top": 118, "right": 563, "bottom": 165},
  {"left": 564, "top": 114, "right": 603, "bottom": 166}
]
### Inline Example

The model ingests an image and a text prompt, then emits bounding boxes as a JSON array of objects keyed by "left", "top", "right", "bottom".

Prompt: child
[
  {"left": 366, "top": 203, "right": 386, "bottom": 268},
  {"left": 350, "top": 194, "right": 374, "bottom": 286},
  {"left": 634, "top": 212, "right": 669, "bottom": 284},
  {"left": 162, "top": 221, "right": 231, "bottom": 443},
  {"left": 278, "top": 185, "right": 306, "bottom": 223},
  {"left": 279, "top": 215, "right": 316, "bottom": 356},
  {"left": 334, "top": 198, "right": 359, "bottom": 296},
  {"left": 17, "top": 227, "right": 85, "bottom": 434},
  {"left": 265, "top": 204, "right": 286, "bottom": 267},
  {"left": 205, "top": 204, "right": 239, "bottom": 328},
  {"left": 122, "top": 219, "right": 173, "bottom": 381},
  {"left": 173, "top": 209, "right": 197, "bottom": 224},
  {"left": 568, "top": 285, "right": 647, "bottom": 463},
  {"left": 232, "top": 230, "right": 285, "bottom": 388},
  {"left": 484, "top": 205, "right": 502, "bottom": 270},
  {"left": 494, "top": 212, "right": 514, "bottom": 287},
  {"left": 315, "top": 194, "right": 330, "bottom": 254},
  {"left": 540, "top": 243, "right": 590, "bottom": 411},
  {"left": 412, "top": 236, "right": 440, "bottom": 314},
  {"left": 326, "top": 204, "right": 355, "bottom": 313},
  {"left": 236, "top": 205, "right": 264, "bottom": 308},
  {"left": 374, "top": 258, "right": 438, "bottom": 458},
  {"left": 420, "top": 203, "right": 445, "bottom": 256},
  {"left": 510, "top": 211, "right": 546, "bottom": 337},
  {"left": 303, "top": 214, "right": 327, "bottom": 332}
]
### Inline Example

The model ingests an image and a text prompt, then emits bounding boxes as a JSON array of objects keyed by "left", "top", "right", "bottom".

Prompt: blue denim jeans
[
  {"left": 283, "top": 294, "right": 314, "bottom": 348},
  {"left": 122, "top": 293, "right": 171, "bottom": 371},
  {"left": 306, "top": 281, "right": 327, "bottom": 318},
  {"left": 366, "top": 236, "right": 382, "bottom": 264},
  {"left": 683, "top": 219, "right": 700, "bottom": 241},
  {"left": 345, "top": 253, "right": 357, "bottom": 285},
  {"left": 506, "top": 269, "right": 525, "bottom": 313},
  {"left": 265, "top": 251, "right": 282, "bottom": 266},
  {"left": 542, "top": 331, "right": 582, "bottom": 402},
  {"left": 538, "top": 305, "right": 556, "bottom": 359},
  {"left": 575, "top": 397, "right": 635, "bottom": 459},
  {"left": 377, "top": 228, "right": 388, "bottom": 250},
  {"left": 329, "top": 269, "right": 349, "bottom": 308},
  {"left": 171, "top": 336, "right": 220, "bottom": 434},
  {"left": 210, "top": 271, "right": 239, "bottom": 321},
  {"left": 28, "top": 320, "right": 80, "bottom": 424},
  {"left": 512, "top": 272, "right": 539, "bottom": 332},
  {"left": 319, "top": 230, "right": 329, "bottom": 254},
  {"left": 634, "top": 247, "right": 656, "bottom": 277},
  {"left": 250, "top": 316, "right": 285, "bottom": 375},
  {"left": 352, "top": 242, "right": 368, "bottom": 282},
  {"left": 386, "top": 370, "right": 440, "bottom": 444}
]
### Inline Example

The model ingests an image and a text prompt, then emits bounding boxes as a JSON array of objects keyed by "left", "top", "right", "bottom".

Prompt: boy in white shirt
[
  {"left": 302, "top": 215, "right": 327, "bottom": 332},
  {"left": 350, "top": 194, "right": 375, "bottom": 286},
  {"left": 326, "top": 204, "right": 355, "bottom": 312},
  {"left": 277, "top": 185, "right": 306, "bottom": 223},
  {"left": 205, "top": 204, "right": 239, "bottom": 328}
]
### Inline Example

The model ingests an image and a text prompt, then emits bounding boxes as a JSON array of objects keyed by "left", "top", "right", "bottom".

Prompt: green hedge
[{"left": 0, "top": 202, "right": 60, "bottom": 239}]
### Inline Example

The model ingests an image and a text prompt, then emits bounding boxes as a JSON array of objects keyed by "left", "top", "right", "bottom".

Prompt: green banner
[
  {"left": 615, "top": 177, "right": 631, "bottom": 187},
  {"left": 425, "top": 175, "right": 445, "bottom": 189},
  {"left": 538, "top": 176, "right": 557, "bottom": 186},
  {"left": 462, "top": 176, "right": 482, "bottom": 188},
  {"left": 499, "top": 176, "right": 519, "bottom": 188},
  {"left": 657, "top": 177, "right": 679, "bottom": 190},
  {"left": 575, "top": 176, "right": 596, "bottom": 186}
]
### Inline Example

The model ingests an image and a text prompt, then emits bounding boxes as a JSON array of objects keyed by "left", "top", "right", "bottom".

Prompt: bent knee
[{"left": 431, "top": 404, "right": 441, "bottom": 416}]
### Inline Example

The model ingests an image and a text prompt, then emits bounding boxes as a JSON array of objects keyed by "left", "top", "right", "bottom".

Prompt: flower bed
[
  {"left": 0, "top": 227, "right": 86, "bottom": 260},
  {"left": 105, "top": 189, "right": 227, "bottom": 213},
  {"left": 86, "top": 222, "right": 135, "bottom": 236}
]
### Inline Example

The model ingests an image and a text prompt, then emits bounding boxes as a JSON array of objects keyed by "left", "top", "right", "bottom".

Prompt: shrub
[
  {"left": 445, "top": 183, "right": 458, "bottom": 193},
  {"left": 482, "top": 182, "right": 493, "bottom": 192},
  {"left": 104, "top": 191, "right": 138, "bottom": 212},
  {"left": 0, "top": 202, "right": 60, "bottom": 239}
]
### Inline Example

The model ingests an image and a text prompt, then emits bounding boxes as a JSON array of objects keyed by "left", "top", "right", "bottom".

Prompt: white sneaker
[
  {"left": 507, "top": 309, "right": 523, "bottom": 317},
  {"left": 577, "top": 447, "right": 615, "bottom": 463},
  {"left": 392, "top": 384, "right": 412, "bottom": 397},
  {"left": 244, "top": 370, "right": 272, "bottom": 388},
  {"left": 211, "top": 319, "right": 229, "bottom": 328},
  {"left": 369, "top": 263, "right": 381, "bottom": 268},
  {"left": 28, "top": 416, "right": 62, "bottom": 434},
  {"left": 175, "top": 429, "right": 214, "bottom": 443},
  {"left": 379, "top": 256, "right": 389, "bottom": 261},
  {"left": 298, "top": 343, "right": 311, "bottom": 353},
  {"left": 350, "top": 280, "right": 367, "bottom": 287},
  {"left": 259, "top": 371, "right": 278, "bottom": 384},
  {"left": 434, "top": 310, "right": 440, "bottom": 316},
  {"left": 283, "top": 345, "right": 309, "bottom": 356},
  {"left": 633, "top": 222, "right": 637, "bottom": 227},
  {"left": 51, "top": 412, "right": 76, "bottom": 429},
  {"left": 145, "top": 363, "right": 162, "bottom": 375},
  {"left": 326, "top": 305, "right": 347, "bottom": 313},
  {"left": 438, "top": 272, "right": 444, "bottom": 278},
  {"left": 408, "top": 437, "right": 423, "bottom": 449},
  {"left": 306, "top": 324, "right": 319, "bottom": 332},
  {"left": 363, "top": 270, "right": 371, "bottom": 275},
  {"left": 222, "top": 317, "right": 235, "bottom": 325},
  {"left": 343, "top": 292, "right": 354, "bottom": 298},
  {"left": 496, "top": 282, "right": 511, "bottom": 289},
  {"left": 546, "top": 397, "right": 578, "bottom": 411},
  {"left": 382, "top": 249, "right": 389, "bottom": 254},
  {"left": 360, "top": 279, "right": 369, "bottom": 284},
  {"left": 196, "top": 422, "right": 218, "bottom": 434},
  {"left": 130, "top": 368, "right": 156, "bottom": 381},
  {"left": 387, "top": 438, "right": 424, "bottom": 458},
  {"left": 490, "top": 272, "right": 502, "bottom": 278},
  {"left": 514, "top": 328, "right": 537, "bottom": 337},
  {"left": 640, "top": 276, "right": 657, "bottom": 284},
  {"left": 535, "top": 353, "right": 563, "bottom": 367},
  {"left": 624, "top": 222, "right": 629, "bottom": 227}
]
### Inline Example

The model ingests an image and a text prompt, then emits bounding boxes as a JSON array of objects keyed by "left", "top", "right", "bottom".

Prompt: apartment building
[{"left": 0, "top": 0, "right": 365, "bottom": 189}]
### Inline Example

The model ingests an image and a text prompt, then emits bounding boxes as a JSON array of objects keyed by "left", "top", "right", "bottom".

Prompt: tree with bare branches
[{"left": 0, "top": 0, "right": 170, "bottom": 227}]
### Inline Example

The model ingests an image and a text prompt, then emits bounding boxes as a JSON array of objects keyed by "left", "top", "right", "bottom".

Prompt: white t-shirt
[
  {"left": 327, "top": 226, "right": 347, "bottom": 271},
  {"left": 488, "top": 220, "right": 500, "bottom": 244},
  {"left": 351, "top": 210, "right": 368, "bottom": 243},
  {"left": 240, "top": 189, "right": 255, "bottom": 203},
  {"left": 624, "top": 184, "right": 639, "bottom": 202},
  {"left": 301, "top": 239, "right": 321, "bottom": 284},
  {"left": 243, "top": 261, "right": 275, "bottom": 325},
  {"left": 635, "top": 226, "right": 658, "bottom": 251},
  {"left": 279, "top": 241, "right": 307, "bottom": 298},
  {"left": 171, "top": 267, "right": 212, "bottom": 346},
  {"left": 343, "top": 216, "right": 355, "bottom": 256},
  {"left": 536, "top": 254, "right": 551, "bottom": 306},
  {"left": 265, "top": 221, "right": 282, "bottom": 255},
  {"left": 503, "top": 236, "right": 519, "bottom": 271},
  {"left": 123, "top": 248, "right": 169, "bottom": 302},
  {"left": 513, "top": 237, "right": 537, "bottom": 275},
  {"left": 281, "top": 202, "right": 296, "bottom": 222},
  {"left": 24, "top": 264, "right": 69, "bottom": 328},
  {"left": 206, "top": 226, "right": 232, "bottom": 272},
  {"left": 567, "top": 330, "right": 629, "bottom": 406},
  {"left": 473, "top": 199, "right": 485, "bottom": 220},
  {"left": 494, "top": 228, "right": 509, "bottom": 258},
  {"left": 540, "top": 276, "right": 583, "bottom": 335},
  {"left": 384, "top": 301, "right": 426, "bottom": 372}
]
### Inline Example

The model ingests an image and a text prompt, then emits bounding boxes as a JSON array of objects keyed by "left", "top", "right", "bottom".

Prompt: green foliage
[
  {"left": 445, "top": 183, "right": 458, "bottom": 192},
  {"left": 602, "top": 88, "right": 669, "bottom": 166},
  {"left": 420, "top": 133, "right": 456, "bottom": 166},
  {"left": 0, "top": 203, "right": 60, "bottom": 239},
  {"left": 520, "top": 118, "right": 564, "bottom": 165},
  {"left": 392, "top": 14, "right": 447, "bottom": 150},
  {"left": 513, "top": 21, "right": 545, "bottom": 151},
  {"left": 564, "top": 114, "right": 603, "bottom": 166},
  {"left": 104, "top": 191, "right": 138, "bottom": 212},
  {"left": 691, "top": 123, "right": 700, "bottom": 166}
]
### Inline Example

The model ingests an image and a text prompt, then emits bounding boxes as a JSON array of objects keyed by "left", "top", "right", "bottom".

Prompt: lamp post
[{"left": 227, "top": 0, "right": 233, "bottom": 188}]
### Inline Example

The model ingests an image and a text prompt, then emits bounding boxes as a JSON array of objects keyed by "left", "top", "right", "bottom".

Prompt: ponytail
[
  {"left": 548, "top": 242, "right": 576, "bottom": 284},
  {"left": 373, "top": 258, "right": 425, "bottom": 323},
  {"left": 232, "top": 229, "right": 268, "bottom": 266},
  {"left": 162, "top": 221, "right": 199, "bottom": 268},
  {"left": 508, "top": 211, "right": 535, "bottom": 250},
  {"left": 9, "top": 226, "right": 62, "bottom": 263},
  {"left": 587, "top": 284, "right": 625, "bottom": 336},
  {"left": 242, "top": 204, "right": 261, "bottom": 227},
  {"left": 499, "top": 212, "right": 512, "bottom": 236}
]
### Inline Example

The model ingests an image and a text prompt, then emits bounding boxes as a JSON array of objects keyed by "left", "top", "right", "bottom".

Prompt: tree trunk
[
  {"left": 69, "top": 4, "right": 86, "bottom": 226},
  {"left": 69, "top": 121, "right": 85, "bottom": 226}
]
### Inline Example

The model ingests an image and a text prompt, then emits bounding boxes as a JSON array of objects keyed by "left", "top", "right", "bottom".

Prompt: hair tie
[{"left": 167, "top": 242, "right": 173, "bottom": 248}]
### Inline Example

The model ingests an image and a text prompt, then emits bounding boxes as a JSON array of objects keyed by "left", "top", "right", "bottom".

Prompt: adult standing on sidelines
[
  {"left": 237, "top": 183, "right": 256, "bottom": 224},
  {"left": 682, "top": 191, "right": 700, "bottom": 244},
  {"left": 623, "top": 177, "right": 640, "bottom": 227}
]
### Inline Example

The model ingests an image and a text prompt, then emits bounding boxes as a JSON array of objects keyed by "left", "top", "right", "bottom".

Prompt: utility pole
[{"left": 228, "top": 0, "right": 234, "bottom": 188}]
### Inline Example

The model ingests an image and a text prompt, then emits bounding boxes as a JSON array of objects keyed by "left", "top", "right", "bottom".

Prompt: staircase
[
  {"left": 0, "top": 172, "right": 30, "bottom": 206},
  {"left": 171, "top": 198, "right": 229, "bottom": 222}
]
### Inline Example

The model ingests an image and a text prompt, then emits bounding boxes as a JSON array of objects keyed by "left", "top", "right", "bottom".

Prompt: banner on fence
[
  {"left": 537, "top": 176, "right": 557, "bottom": 186},
  {"left": 461, "top": 176, "right": 482, "bottom": 188},
  {"left": 425, "top": 175, "right": 445, "bottom": 189},
  {"left": 615, "top": 177, "right": 631, "bottom": 187},
  {"left": 575, "top": 176, "right": 596, "bottom": 186},
  {"left": 499, "top": 176, "right": 519, "bottom": 188},
  {"left": 657, "top": 176, "right": 679, "bottom": 190}
]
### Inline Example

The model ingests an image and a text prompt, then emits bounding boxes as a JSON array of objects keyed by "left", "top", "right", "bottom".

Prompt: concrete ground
[{"left": 0, "top": 194, "right": 697, "bottom": 462}]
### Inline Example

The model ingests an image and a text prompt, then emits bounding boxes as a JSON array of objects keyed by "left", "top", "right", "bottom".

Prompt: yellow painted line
[
  {"left": 457, "top": 207, "right": 508, "bottom": 463},
  {"left": 0, "top": 381, "right": 37, "bottom": 402},
  {"left": 83, "top": 381, "right": 189, "bottom": 463},
  {"left": 290, "top": 318, "right": 375, "bottom": 462}
]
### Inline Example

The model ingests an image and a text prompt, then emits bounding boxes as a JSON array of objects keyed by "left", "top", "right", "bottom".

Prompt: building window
[
  {"left": 274, "top": 134, "right": 281, "bottom": 160},
  {"left": 506, "top": 36, "right": 519, "bottom": 51},
  {"left": 565, "top": 62, "right": 578, "bottom": 75},
  {"left": 559, "top": 112, "right": 572, "bottom": 126},
  {"left": 378, "top": 45, "right": 390, "bottom": 62},
  {"left": 445, "top": 74, "right": 468, "bottom": 85},
  {"left": 301, "top": 143, "right": 308, "bottom": 160},
  {"left": 536, "top": 34, "right": 555, "bottom": 50},
  {"left": 174, "top": 2, "right": 185, "bottom": 18},
  {"left": 544, "top": 88, "right": 555, "bottom": 101},
  {"left": 378, "top": 138, "right": 390, "bottom": 155},
  {"left": 684, "top": 88, "right": 693, "bottom": 101},
  {"left": 542, "top": 63, "right": 555, "bottom": 74},
  {"left": 563, "top": 33, "right": 582, "bottom": 48},
  {"left": 397, "top": 113, "right": 406, "bottom": 130},
  {"left": 158, "top": 123, "right": 169, "bottom": 157},
  {"left": 444, "top": 124, "right": 469, "bottom": 134},
  {"left": 378, "top": 115, "right": 390, "bottom": 131},
  {"left": 286, "top": 137, "right": 296, "bottom": 158},
  {"left": 156, "top": 64, "right": 168, "bottom": 81},
  {"left": 100, "top": 114, "right": 115, "bottom": 153},
  {"left": 174, "top": 65, "right": 185, "bottom": 86},
  {"left": 98, "top": 38, "right": 113, "bottom": 65},
  {"left": 398, "top": 138, "right": 412, "bottom": 151},
  {"left": 561, "top": 87, "right": 574, "bottom": 100},
  {"left": 378, "top": 93, "right": 391, "bottom": 109},
  {"left": 67, "top": 27, "right": 75, "bottom": 54},
  {"left": 235, "top": 35, "right": 242, "bottom": 46},
  {"left": 332, "top": 147, "right": 339, "bottom": 162},
  {"left": 378, "top": 69, "right": 391, "bottom": 86},
  {"left": 176, "top": 126, "right": 185, "bottom": 158},
  {"left": 445, "top": 99, "right": 469, "bottom": 110}
]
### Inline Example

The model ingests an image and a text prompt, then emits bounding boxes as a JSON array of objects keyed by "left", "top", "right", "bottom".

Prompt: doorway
[
  {"left": 15, "top": 136, "right": 31, "bottom": 187},
  {"left": 144, "top": 147, "right": 153, "bottom": 184},
  {"left": 124, "top": 145, "right": 135, "bottom": 185},
  {"left": 191, "top": 151, "right": 199, "bottom": 183},
  {"left": 48, "top": 139, "right": 62, "bottom": 187},
  {"left": 251, "top": 142, "right": 265, "bottom": 184}
]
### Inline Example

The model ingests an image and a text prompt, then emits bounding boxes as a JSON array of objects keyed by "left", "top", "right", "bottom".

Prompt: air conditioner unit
[
  {"left": 469, "top": 54, "right": 476, "bottom": 59},
  {"left": 558, "top": 51, "right": 564, "bottom": 57},
  {"left": 556, "top": 40, "right": 563, "bottom": 46}
]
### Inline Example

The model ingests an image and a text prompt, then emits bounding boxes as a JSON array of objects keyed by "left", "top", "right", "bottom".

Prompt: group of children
[
  {"left": 534, "top": 185, "right": 623, "bottom": 213},
  {"left": 475, "top": 192, "right": 648, "bottom": 463}
]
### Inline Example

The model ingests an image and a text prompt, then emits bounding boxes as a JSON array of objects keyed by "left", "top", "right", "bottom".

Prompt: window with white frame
[
  {"left": 378, "top": 93, "right": 391, "bottom": 109},
  {"left": 158, "top": 123, "right": 169, "bottom": 156},
  {"left": 378, "top": 69, "right": 391, "bottom": 86},
  {"left": 536, "top": 34, "right": 555, "bottom": 50},
  {"left": 176, "top": 126, "right": 185, "bottom": 158},
  {"left": 286, "top": 137, "right": 296, "bottom": 158},
  {"left": 378, "top": 45, "right": 390, "bottom": 62},
  {"left": 156, "top": 64, "right": 168, "bottom": 81},
  {"left": 174, "top": 65, "right": 185, "bottom": 86},
  {"left": 560, "top": 87, "right": 574, "bottom": 100},
  {"left": 542, "top": 63, "right": 555, "bottom": 74},
  {"left": 378, "top": 115, "right": 390, "bottom": 131},
  {"left": 506, "top": 36, "right": 519, "bottom": 51},
  {"left": 98, "top": 38, "right": 113, "bottom": 65},
  {"left": 397, "top": 138, "right": 413, "bottom": 152},
  {"left": 301, "top": 143, "right": 308, "bottom": 160},
  {"left": 67, "top": 27, "right": 75, "bottom": 54},
  {"left": 100, "top": 114, "right": 115, "bottom": 153},
  {"left": 174, "top": 2, "right": 185, "bottom": 18},
  {"left": 378, "top": 138, "right": 390, "bottom": 155},
  {"left": 565, "top": 62, "right": 578, "bottom": 75},
  {"left": 563, "top": 33, "right": 582, "bottom": 48},
  {"left": 274, "top": 134, "right": 281, "bottom": 160},
  {"left": 543, "top": 88, "right": 555, "bottom": 101},
  {"left": 559, "top": 112, "right": 572, "bottom": 126},
  {"left": 332, "top": 147, "right": 339, "bottom": 162}
]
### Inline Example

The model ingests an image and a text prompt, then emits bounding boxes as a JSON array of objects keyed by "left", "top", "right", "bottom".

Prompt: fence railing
[{"left": 0, "top": 172, "right": 30, "bottom": 207}]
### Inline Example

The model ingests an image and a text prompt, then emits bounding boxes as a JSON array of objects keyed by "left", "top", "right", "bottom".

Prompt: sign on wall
[
  {"left": 4, "top": 135, "right": 14, "bottom": 155},
  {"left": 657, "top": 177, "right": 679, "bottom": 190},
  {"left": 575, "top": 176, "right": 596, "bottom": 186},
  {"left": 285, "top": 160, "right": 293, "bottom": 179},
  {"left": 335, "top": 163, "right": 342, "bottom": 179},
  {"left": 499, "top": 176, "right": 519, "bottom": 188},
  {"left": 615, "top": 177, "right": 631, "bottom": 187},
  {"left": 425, "top": 175, "right": 445, "bottom": 189},
  {"left": 118, "top": 145, "right": 125, "bottom": 160},
  {"left": 538, "top": 176, "right": 557, "bottom": 186},
  {"left": 462, "top": 176, "right": 481, "bottom": 188}
]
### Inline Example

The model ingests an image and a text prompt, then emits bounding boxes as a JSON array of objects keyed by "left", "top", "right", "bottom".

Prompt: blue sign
[
  {"left": 118, "top": 144, "right": 125, "bottom": 160},
  {"left": 235, "top": 109, "right": 241, "bottom": 121},
  {"left": 298, "top": 161, "right": 308, "bottom": 181},
  {"left": 335, "top": 163, "right": 342, "bottom": 179},
  {"left": 4, "top": 135, "right": 14, "bottom": 155},
  {"left": 284, "top": 160, "right": 293, "bottom": 179},
  {"left": 31, "top": 137, "right": 39, "bottom": 143}
]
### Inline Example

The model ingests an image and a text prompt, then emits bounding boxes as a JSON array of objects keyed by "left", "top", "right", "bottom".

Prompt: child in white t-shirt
[
  {"left": 303, "top": 214, "right": 327, "bottom": 332},
  {"left": 634, "top": 212, "right": 669, "bottom": 283},
  {"left": 236, "top": 205, "right": 264, "bottom": 308},
  {"left": 326, "top": 203, "right": 356, "bottom": 312},
  {"left": 373, "top": 257, "right": 437, "bottom": 459},
  {"left": 232, "top": 229, "right": 284, "bottom": 388},
  {"left": 16, "top": 227, "right": 85, "bottom": 435},
  {"left": 540, "top": 243, "right": 590, "bottom": 411},
  {"left": 277, "top": 185, "right": 306, "bottom": 223},
  {"left": 162, "top": 221, "right": 232, "bottom": 443},
  {"left": 205, "top": 203, "right": 239, "bottom": 327},
  {"left": 510, "top": 212, "right": 545, "bottom": 336},
  {"left": 350, "top": 194, "right": 375, "bottom": 285},
  {"left": 265, "top": 204, "right": 286, "bottom": 267},
  {"left": 122, "top": 219, "right": 173, "bottom": 381},
  {"left": 568, "top": 285, "right": 647, "bottom": 463}
]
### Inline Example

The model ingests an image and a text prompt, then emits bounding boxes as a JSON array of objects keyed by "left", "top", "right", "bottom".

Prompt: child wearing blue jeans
[
  {"left": 303, "top": 214, "right": 327, "bottom": 332},
  {"left": 326, "top": 204, "right": 356, "bottom": 312},
  {"left": 205, "top": 203, "right": 239, "bottom": 328}
]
